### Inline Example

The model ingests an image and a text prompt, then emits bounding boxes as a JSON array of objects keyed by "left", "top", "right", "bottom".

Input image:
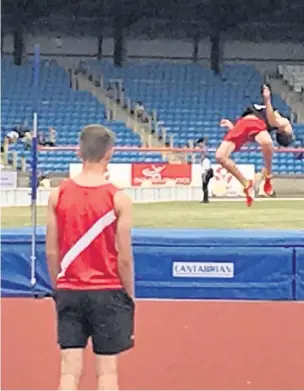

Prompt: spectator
[
  {"left": 22, "top": 131, "right": 32, "bottom": 150},
  {"left": 38, "top": 174, "right": 51, "bottom": 188},
  {"left": 6, "top": 120, "right": 31, "bottom": 145},
  {"left": 77, "top": 61, "right": 87, "bottom": 75},
  {"left": 134, "top": 101, "right": 145, "bottom": 119},
  {"left": 106, "top": 84, "right": 115, "bottom": 99},
  {"left": 38, "top": 131, "right": 45, "bottom": 146},
  {"left": 44, "top": 127, "right": 56, "bottom": 147},
  {"left": 16, "top": 120, "right": 31, "bottom": 138},
  {"left": 5, "top": 130, "right": 19, "bottom": 144}
]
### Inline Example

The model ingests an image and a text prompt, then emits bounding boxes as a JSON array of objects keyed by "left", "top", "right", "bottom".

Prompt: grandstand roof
[{"left": 2, "top": 0, "right": 304, "bottom": 40}]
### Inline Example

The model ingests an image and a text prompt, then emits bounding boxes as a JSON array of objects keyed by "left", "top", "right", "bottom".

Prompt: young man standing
[{"left": 46, "top": 124, "right": 134, "bottom": 390}]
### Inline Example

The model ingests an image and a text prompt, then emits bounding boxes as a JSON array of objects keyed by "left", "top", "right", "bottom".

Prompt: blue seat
[{"left": 2, "top": 58, "right": 165, "bottom": 171}]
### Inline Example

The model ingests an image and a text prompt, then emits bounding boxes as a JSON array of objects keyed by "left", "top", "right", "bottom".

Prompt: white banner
[
  {"left": 69, "top": 163, "right": 255, "bottom": 196},
  {"left": 0, "top": 171, "right": 17, "bottom": 189},
  {"left": 69, "top": 163, "right": 131, "bottom": 188},
  {"left": 192, "top": 164, "right": 255, "bottom": 197}
]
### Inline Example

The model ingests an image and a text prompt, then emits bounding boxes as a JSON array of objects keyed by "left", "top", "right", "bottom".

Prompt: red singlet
[
  {"left": 55, "top": 179, "right": 122, "bottom": 290},
  {"left": 224, "top": 117, "right": 267, "bottom": 151}
]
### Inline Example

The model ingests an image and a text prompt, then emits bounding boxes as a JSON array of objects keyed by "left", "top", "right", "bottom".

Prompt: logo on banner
[
  {"left": 212, "top": 167, "right": 233, "bottom": 196},
  {"left": 131, "top": 163, "right": 191, "bottom": 186},
  {"left": 172, "top": 262, "right": 234, "bottom": 278},
  {"left": 141, "top": 165, "right": 166, "bottom": 179},
  {"left": 210, "top": 166, "right": 255, "bottom": 197}
]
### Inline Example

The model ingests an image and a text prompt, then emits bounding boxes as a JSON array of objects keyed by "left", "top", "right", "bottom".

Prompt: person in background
[
  {"left": 106, "top": 84, "right": 115, "bottom": 99},
  {"left": 38, "top": 131, "right": 45, "bottom": 146},
  {"left": 14, "top": 120, "right": 30, "bottom": 138},
  {"left": 44, "top": 127, "right": 56, "bottom": 147},
  {"left": 6, "top": 120, "right": 30, "bottom": 145},
  {"left": 20, "top": 129, "right": 32, "bottom": 151},
  {"left": 195, "top": 138, "right": 213, "bottom": 203},
  {"left": 5, "top": 130, "right": 19, "bottom": 144},
  {"left": 134, "top": 101, "right": 149, "bottom": 122},
  {"left": 38, "top": 173, "right": 51, "bottom": 188},
  {"left": 201, "top": 153, "right": 213, "bottom": 203}
]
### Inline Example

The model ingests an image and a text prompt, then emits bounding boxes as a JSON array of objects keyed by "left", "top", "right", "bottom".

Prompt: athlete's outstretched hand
[
  {"left": 262, "top": 85, "right": 271, "bottom": 100},
  {"left": 220, "top": 119, "right": 234, "bottom": 129}
]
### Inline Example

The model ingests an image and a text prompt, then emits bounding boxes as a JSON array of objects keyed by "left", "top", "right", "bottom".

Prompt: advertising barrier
[
  {"left": 69, "top": 163, "right": 131, "bottom": 188},
  {"left": 131, "top": 163, "right": 192, "bottom": 187},
  {"left": 69, "top": 163, "right": 255, "bottom": 197},
  {"left": 1, "top": 171, "right": 17, "bottom": 189},
  {"left": 2, "top": 228, "right": 304, "bottom": 300},
  {"left": 191, "top": 164, "right": 255, "bottom": 197}
]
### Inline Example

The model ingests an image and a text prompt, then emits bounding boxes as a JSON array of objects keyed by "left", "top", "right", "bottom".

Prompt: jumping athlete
[
  {"left": 46, "top": 124, "right": 134, "bottom": 390},
  {"left": 215, "top": 85, "right": 293, "bottom": 206}
]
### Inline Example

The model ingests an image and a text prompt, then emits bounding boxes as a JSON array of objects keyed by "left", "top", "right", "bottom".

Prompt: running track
[{"left": 2, "top": 299, "right": 304, "bottom": 390}]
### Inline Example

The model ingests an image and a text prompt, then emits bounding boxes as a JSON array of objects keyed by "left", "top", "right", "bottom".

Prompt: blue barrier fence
[{"left": 1, "top": 228, "right": 304, "bottom": 300}]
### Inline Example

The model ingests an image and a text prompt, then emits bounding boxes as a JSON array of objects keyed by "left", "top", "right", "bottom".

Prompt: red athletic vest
[{"left": 55, "top": 179, "right": 122, "bottom": 290}]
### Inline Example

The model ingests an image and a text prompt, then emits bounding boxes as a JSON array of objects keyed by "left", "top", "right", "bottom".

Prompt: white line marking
[
  {"left": 134, "top": 298, "right": 304, "bottom": 303},
  {"left": 42, "top": 297, "right": 304, "bottom": 304},
  {"left": 208, "top": 197, "right": 304, "bottom": 202}
]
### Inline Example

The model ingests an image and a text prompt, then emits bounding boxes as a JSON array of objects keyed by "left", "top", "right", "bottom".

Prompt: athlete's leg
[
  {"left": 96, "top": 355, "right": 119, "bottom": 390},
  {"left": 89, "top": 290, "right": 135, "bottom": 390},
  {"left": 255, "top": 130, "right": 274, "bottom": 195},
  {"left": 215, "top": 141, "right": 248, "bottom": 187},
  {"left": 56, "top": 291, "right": 89, "bottom": 390},
  {"left": 255, "top": 130, "right": 273, "bottom": 177},
  {"left": 59, "top": 349, "right": 84, "bottom": 390}
]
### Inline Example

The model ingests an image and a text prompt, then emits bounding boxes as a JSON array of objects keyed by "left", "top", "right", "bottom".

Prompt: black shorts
[{"left": 55, "top": 289, "right": 135, "bottom": 355}]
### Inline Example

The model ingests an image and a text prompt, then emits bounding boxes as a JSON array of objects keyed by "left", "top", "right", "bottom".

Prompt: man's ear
[
  {"left": 76, "top": 147, "right": 82, "bottom": 160},
  {"left": 104, "top": 147, "right": 114, "bottom": 162}
]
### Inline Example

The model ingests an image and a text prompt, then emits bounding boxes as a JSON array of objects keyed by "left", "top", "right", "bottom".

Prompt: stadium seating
[
  {"left": 2, "top": 57, "right": 303, "bottom": 174},
  {"left": 87, "top": 60, "right": 304, "bottom": 174},
  {"left": 278, "top": 64, "right": 304, "bottom": 93},
  {"left": 1, "top": 58, "right": 162, "bottom": 173}
]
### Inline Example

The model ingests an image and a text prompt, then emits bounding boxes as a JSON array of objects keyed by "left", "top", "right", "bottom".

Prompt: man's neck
[{"left": 82, "top": 162, "right": 107, "bottom": 175}]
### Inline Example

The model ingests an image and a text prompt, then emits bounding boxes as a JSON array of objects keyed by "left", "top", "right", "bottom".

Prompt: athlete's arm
[
  {"left": 262, "top": 85, "right": 278, "bottom": 127},
  {"left": 262, "top": 85, "right": 293, "bottom": 134},
  {"left": 46, "top": 187, "right": 60, "bottom": 288},
  {"left": 220, "top": 119, "right": 234, "bottom": 130},
  {"left": 114, "top": 191, "right": 134, "bottom": 298}
]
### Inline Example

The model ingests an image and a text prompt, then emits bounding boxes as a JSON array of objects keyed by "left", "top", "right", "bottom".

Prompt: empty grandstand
[
  {"left": 278, "top": 64, "right": 304, "bottom": 93},
  {"left": 1, "top": 58, "right": 162, "bottom": 173},
  {"left": 2, "top": 57, "right": 304, "bottom": 175},
  {"left": 87, "top": 60, "right": 304, "bottom": 174}
]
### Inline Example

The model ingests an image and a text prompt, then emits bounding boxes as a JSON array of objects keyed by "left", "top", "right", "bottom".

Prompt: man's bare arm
[
  {"left": 46, "top": 188, "right": 60, "bottom": 288},
  {"left": 114, "top": 191, "right": 134, "bottom": 298},
  {"left": 220, "top": 119, "right": 234, "bottom": 130},
  {"left": 262, "top": 85, "right": 293, "bottom": 134}
]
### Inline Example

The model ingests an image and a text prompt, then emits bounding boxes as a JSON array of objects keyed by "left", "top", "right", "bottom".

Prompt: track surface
[{"left": 2, "top": 298, "right": 304, "bottom": 390}]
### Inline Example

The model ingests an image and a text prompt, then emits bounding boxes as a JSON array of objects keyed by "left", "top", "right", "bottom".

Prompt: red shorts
[{"left": 224, "top": 117, "right": 267, "bottom": 151}]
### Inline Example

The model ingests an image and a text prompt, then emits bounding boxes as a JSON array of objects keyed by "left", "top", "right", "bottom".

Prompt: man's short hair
[
  {"left": 195, "top": 137, "right": 205, "bottom": 145},
  {"left": 79, "top": 124, "right": 115, "bottom": 162}
]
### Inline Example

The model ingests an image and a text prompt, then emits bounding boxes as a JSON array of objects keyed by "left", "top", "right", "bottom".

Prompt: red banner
[{"left": 131, "top": 163, "right": 192, "bottom": 187}]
